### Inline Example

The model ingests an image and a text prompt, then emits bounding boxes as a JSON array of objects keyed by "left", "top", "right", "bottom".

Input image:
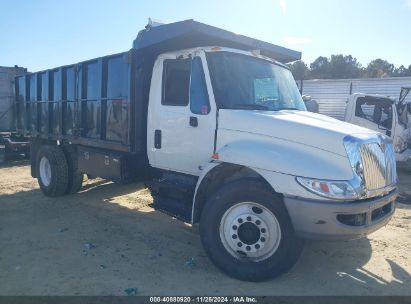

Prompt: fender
[
  {"left": 191, "top": 138, "right": 354, "bottom": 223},
  {"left": 191, "top": 161, "right": 220, "bottom": 223}
]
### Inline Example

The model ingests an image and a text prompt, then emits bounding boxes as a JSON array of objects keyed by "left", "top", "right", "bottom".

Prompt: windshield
[{"left": 206, "top": 52, "right": 306, "bottom": 111}]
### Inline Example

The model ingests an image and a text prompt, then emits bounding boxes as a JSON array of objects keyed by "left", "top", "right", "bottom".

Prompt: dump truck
[
  {"left": 15, "top": 19, "right": 398, "bottom": 281},
  {"left": 0, "top": 66, "right": 30, "bottom": 163}
]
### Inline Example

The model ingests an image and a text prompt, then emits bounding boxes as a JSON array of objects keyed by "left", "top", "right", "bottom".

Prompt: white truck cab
[
  {"left": 344, "top": 92, "right": 411, "bottom": 162},
  {"left": 146, "top": 46, "right": 398, "bottom": 280}
]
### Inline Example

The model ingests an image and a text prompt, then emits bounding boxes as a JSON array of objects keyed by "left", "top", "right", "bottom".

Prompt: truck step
[
  {"left": 146, "top": 172, "right": 197, "bottom": 198},
  {"left": 151, "top": 194, "right": 192, "bottom": 222},
  {"left": 145, "top": 172, "right": 198, "bottom": 222}
]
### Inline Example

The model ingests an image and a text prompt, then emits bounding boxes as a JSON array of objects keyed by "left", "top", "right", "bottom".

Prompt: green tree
[
  {"left": 365, "top": 59, "right": 395, "bottom": 78},
  {"left": 309, "top": 56, "right": 330, "bottom": 79},
  {"left": 288, "top": 60, "right": 309, "bottom": 80},
  {"left": 328, "top": 54, "right": 362, "bottom": 79},
  {"left": 393, "top": 65, "right": 411, "bottom": 77}
]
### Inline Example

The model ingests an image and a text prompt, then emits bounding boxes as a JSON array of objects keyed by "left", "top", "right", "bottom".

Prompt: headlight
[
  {"left": 296, "top": 177, "right": 359, "bottom": 200},
  {"left": 394, "top": 137, "right": 407, "bottom": 153}
]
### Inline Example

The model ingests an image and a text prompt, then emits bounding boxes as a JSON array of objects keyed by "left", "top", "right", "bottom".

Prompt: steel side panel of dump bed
[{"left": 15, "top": 52, "right": 135, "bottom": 153}]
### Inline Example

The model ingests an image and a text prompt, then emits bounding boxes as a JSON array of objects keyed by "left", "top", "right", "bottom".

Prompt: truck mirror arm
[{"left": 377, "top": 123, "right": 392, "bottom": 137}]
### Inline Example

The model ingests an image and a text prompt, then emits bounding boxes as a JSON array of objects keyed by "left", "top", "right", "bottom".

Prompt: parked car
[{"left": 15, "top": 19, "right": 398, "bottom": 281}]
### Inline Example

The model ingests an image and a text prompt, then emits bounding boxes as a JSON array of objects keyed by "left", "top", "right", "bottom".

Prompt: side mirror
[
  {"left": 302, "top": 95, "right": 311, "bottom": 102},
  {"left": 378, "top": 124, "right": 391, "bottom": 137}
]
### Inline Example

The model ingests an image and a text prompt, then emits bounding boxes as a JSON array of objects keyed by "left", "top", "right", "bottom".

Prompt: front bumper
[{"left": 284, "top": 190, "right": 398, "bottom": 240}]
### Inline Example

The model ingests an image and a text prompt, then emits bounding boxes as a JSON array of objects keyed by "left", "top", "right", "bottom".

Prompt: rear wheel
[
  {"left": 36, "top": 146, "right": 68, "bottom": 197},
  {"left": 200, "top": 179, "right": 304, "bottom": 282},
  {"left": 0, "top": 145, "right": 5, "bottom": 164},
  {"left": 62, "top": 145, "right": 83, "bottom": 194}
]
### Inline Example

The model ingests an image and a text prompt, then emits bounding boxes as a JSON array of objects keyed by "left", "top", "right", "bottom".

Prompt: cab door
[{"left": 147, "top": 51, "right": 217, "bottom": 176}]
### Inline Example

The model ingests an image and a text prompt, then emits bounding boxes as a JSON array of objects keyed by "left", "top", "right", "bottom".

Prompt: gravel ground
[{"left": 0, "top": 161, "right": 410, "bottom": 296}]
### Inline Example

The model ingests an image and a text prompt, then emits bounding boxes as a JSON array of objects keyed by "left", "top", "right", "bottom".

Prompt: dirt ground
[{"left": 0, "top": 161, "right": 410, "bottom": 296}]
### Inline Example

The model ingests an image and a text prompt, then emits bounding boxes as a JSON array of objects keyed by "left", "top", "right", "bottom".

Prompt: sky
[{"left": 1, "top": 0, "right": 410, "bottom": 72}]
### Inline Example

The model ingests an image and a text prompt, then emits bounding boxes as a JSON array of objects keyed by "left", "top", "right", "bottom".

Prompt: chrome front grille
[{"left": 360, "top": 142, "right": 397, "bottom": 190}]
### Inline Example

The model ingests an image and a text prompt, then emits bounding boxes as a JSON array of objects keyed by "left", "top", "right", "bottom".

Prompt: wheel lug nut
[
  {"left": 260, "top": 237, "right": 266, "bottom": 242},
  {"left": 232, "top": 225, "right": 238, "bottom": 230},
  {"left": 246, "top": 246, "right": 251, "bottom": 251},
  {"left": 237, "top": 242, "right": 243, "bottom": 247},
  {"left": 256, "top": 220, "right": 261, "bottom": 225},
  {"left": 246, "top": 216, "right": 252, "bottom": 221},
  {"left": 238, "top": 218, "right": 243, "bottom": 224},
  {"left": 261, "top": 228, "right": 266, "bottom": 233},
  {"left": 232, "top": 234, "right": 237, "bottom": 239},
  {"left": 255, "top": 244, "right": 260, "bottom": 249}
]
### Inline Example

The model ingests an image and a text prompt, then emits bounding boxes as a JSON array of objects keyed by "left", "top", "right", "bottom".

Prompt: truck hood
[{"left": 218, "top": 109, "right": 376, "bottom": 157}]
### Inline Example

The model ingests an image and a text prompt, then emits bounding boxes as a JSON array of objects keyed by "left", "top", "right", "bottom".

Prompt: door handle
[
  {"left": 154, "top": 129, "right": 162, "bottom": 149},
  {"left": 189, "top": 116, "right": 198, "bottom": 127}
]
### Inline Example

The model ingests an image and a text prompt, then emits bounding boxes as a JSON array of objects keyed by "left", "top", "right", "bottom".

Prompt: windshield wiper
[
  {"left": 278, "top": 107, "right": 300, "bottom": 111},
  {"left": 231, "top": 104, "right": 269, "bottom": 110}
]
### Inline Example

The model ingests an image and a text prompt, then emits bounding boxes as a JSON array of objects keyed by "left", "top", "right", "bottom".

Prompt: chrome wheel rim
[
  {"left": 39, "top": 156, "right": 52, "bottom": 187},
  {"left": 219, "top": 202, "right": 281, "bottom": 262}
]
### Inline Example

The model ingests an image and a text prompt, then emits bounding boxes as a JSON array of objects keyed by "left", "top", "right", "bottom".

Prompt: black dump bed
[
  {"left": 15, "top": 52, "right": 133, "bottom": 152},
  {"left": 14, "top": 19, "right": 301, "bottom": 155}
]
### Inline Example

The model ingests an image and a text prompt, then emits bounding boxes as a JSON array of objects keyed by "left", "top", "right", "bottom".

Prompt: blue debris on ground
[
  {"left": 124, "top": 288, "right": 138, "bottom": 296},
  {"left": 185, "top": 256, "right": 196, "bottom": 267},
  {"left": 84, "top": 243, "right": 97, "bottom": 250}
]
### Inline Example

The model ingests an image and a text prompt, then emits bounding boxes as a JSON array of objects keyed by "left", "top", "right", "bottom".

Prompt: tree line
[{"left": 287, "top": 55, "right": 411, "bottom": 80}]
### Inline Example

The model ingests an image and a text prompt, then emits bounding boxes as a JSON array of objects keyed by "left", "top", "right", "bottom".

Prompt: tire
[
  {"left": 62, "top": 145, "right": 83, "bottom": 194},
  {"left": 0, "top": 146, "right": 5, "bottom": 164},
  {"left": 200, "top": 179, "right": 304, "bottom": 282},
  {"left": 36, "top": 145, "right": 69, "bottom": 197}
]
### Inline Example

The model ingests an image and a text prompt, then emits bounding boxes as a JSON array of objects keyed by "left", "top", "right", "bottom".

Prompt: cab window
[
  {"left": 162, "top": 59, "right": 190, "bottom": 106},
  {"left": 355, "top": 97, "right": 393, "bottom": 130},
  {"left": 190, "top": 57, "right": 210, "bottom": 115}
]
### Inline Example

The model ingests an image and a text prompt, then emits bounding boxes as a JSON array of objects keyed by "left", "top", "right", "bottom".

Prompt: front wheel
[{"left": 200, "top": 179, "right": 304, "bottom": 282}]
